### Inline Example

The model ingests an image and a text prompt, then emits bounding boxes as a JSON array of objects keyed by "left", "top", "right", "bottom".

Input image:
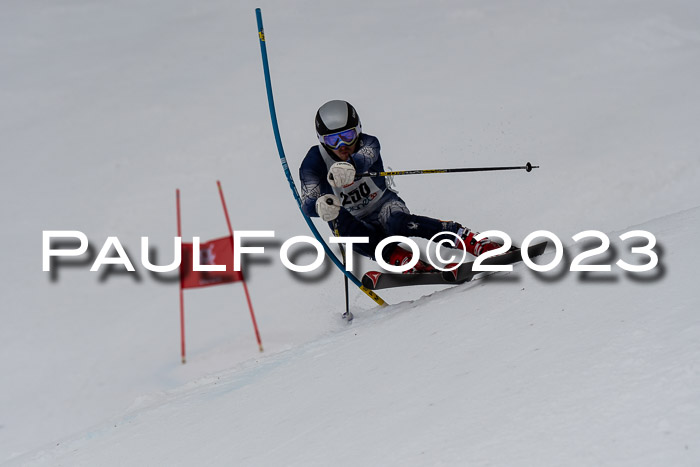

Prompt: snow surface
[{"left": 2, "top": 0, "right": 700, "bottom": 465}]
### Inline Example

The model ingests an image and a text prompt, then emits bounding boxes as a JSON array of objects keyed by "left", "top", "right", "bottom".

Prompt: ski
[
  {"left": 362, "top": 240, "right": 549, "bottom": 290},
  {"left": 362, "top": 269, "right": 447, "bottom": 290}
]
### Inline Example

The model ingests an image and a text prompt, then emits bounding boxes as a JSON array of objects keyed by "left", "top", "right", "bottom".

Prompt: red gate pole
[
  {"left": 217, "top": 181, "right": 263, "bottom": 352},
  {"left": 176, "top": 189, "right": 186, "bottom": 364}
]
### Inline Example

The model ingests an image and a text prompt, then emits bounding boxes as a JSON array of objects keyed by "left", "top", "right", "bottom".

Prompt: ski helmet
[{"left": 315, "top": 100, "right": 362, "bottom": 149}]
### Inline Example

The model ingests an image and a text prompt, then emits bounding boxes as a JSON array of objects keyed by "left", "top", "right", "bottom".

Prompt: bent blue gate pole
[{"left": 255, "top": 8, "right": 387, "bottom": 307}]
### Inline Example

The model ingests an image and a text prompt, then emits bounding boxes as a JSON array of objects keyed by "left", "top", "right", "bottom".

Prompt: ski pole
[
  {"left": 338, "top": 244, "right": 353, "bottom": 322},
  {"left": 356, "top": 162, "right": 539, "bottom": 178},
  {"left": 333, "top": 223, "right": 353, "bottom": 322}
]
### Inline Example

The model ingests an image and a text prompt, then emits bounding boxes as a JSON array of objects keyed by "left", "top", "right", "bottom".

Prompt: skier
[{"left": 300, "top": 100, "right": 501, "bottom": 272}]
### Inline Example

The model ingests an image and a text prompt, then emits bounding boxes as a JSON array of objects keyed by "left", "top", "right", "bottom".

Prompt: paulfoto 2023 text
[{"left": 42, "top": 230, "right": 658, "bottom": 274}]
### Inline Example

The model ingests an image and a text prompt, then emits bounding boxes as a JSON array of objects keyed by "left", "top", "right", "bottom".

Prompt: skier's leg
[
  {"left": 377, "top": 195, "right": 501, "bottom": 257},
  {"left": 330, "top": 208, "right": 387, "bottom": 261},
  {"left": 366, "top": 197, "right": 437, "bottom": 271},
  {"left": 377, "top": 196, "right": 460, "bottom": 239},
  {"left": 331, "top": 204, "right": 431, "bottom": 269}
]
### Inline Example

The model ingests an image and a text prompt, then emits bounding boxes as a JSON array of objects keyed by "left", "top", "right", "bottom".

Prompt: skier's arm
[
  {"left": 349, "top": 135, "right": 381, "bottom": 174},
  {"left": 300, "top": 155, "right": 329, "bottom": 218}
]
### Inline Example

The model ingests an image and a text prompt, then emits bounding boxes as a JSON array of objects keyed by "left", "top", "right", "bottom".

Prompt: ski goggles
[{"left": 319, "top": 127, "right": 359, "bottom": 149}]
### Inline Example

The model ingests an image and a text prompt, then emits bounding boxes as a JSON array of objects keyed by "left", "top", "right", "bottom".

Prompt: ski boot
[
  {"left": 453, "top": 227, "right": 502, "bottom": 257},
  {"left": 386, "top": 245, "right": 435, "bottom": 274}
]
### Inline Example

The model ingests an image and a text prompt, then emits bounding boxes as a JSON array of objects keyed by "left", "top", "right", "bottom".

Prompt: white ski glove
[
  {"left": 327, "top": 161, "right": 356, "bottom": 188},
  {"left": 315, "top": 194, "right": 341, "bottom": 222}
]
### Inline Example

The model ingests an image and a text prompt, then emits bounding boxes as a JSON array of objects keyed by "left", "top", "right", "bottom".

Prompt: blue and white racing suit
[{"left": 300, "top": 133, "right": 459, "bottom": 260}]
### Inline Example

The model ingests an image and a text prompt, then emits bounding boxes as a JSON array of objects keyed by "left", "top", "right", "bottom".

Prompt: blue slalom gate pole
[{"left": 255, "top": 8, "right": 387, "bottom": 308}]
